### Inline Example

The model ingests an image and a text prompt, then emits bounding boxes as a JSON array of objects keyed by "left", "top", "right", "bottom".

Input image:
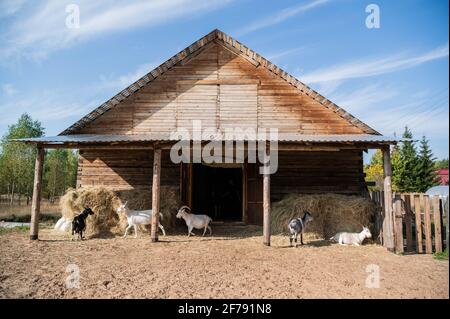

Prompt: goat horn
[{"left": 179, "top": 205, "right": 190, "bottom": 212}]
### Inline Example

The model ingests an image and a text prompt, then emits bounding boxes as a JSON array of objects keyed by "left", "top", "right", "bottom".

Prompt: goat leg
[
  {"left": 300, "top": 233, "right": 304, "bottom": 245},
  {"left": 159, "top": 223, "right": 166, "bottom": 236},
  {"left": 123, "top": 225, "right": 131, "bottom": 238}
]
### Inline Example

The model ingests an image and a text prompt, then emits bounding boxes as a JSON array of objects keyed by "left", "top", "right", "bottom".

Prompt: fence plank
[
  {"left": 414, "top": 195, "right": 423, "bottom": 253},
  {"left": 394, "top": 195, "right": 404, "bottom": 253},
  {"left": 432, "top": 196, "right": 442, "bottom": 253},
  {"left": 446, "top": 199, "right": 449, "bottom": 251},
  {"left": 424, "top": 196, "right": 433, "bottom": 254},
  {"left": 402, "top": 194, "right": 414, "bottom": 252}
]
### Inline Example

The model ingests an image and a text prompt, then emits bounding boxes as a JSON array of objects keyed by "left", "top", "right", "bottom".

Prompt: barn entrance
[{"left": 192, "top": 164, "right": 243, "bottom": 221}]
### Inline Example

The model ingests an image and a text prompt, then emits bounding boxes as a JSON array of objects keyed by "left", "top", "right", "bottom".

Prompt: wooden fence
[{"left": 371, "top": 191, "right": 448, "bottom": 254}]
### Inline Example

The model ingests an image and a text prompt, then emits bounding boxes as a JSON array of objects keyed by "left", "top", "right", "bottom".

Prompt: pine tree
[
  {"left": 416, "top": 136, "right": 438, "bottom": 192},
  {"left": 392, "top": 126, "right": 420, "bottom": 192}
]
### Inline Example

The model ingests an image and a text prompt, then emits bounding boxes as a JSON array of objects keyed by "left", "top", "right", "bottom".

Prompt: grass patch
[
  {"left": 0, "top": 225, "right": 30, "bottom": 235},
  {"left": 433, "top": 248, "right": 449, "bottom": 261},
  {"left": 0, "top": 213, "right": 60, "bottom": 223}
]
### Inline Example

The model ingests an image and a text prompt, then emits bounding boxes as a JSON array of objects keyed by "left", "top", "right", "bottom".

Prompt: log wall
[{"left": 77, "top": 149, "right": 179, "bottom": 190}]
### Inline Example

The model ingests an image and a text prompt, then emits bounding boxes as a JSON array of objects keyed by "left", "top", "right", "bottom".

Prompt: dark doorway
[{"left": 192, "top": 164, "right": 243, "bottom": 221}]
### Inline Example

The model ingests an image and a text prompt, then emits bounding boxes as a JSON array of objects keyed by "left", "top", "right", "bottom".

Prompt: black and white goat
[
  {"left": 71, "top": 207, "right": 94, "bottom": 240},
  {"left": 288, "top": 211, "right": 314, "bottom": 247}
]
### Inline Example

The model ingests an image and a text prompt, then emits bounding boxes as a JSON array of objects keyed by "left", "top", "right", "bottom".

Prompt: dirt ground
[{"left": 0, "top": 225, "right": 448, "bottom": 299}]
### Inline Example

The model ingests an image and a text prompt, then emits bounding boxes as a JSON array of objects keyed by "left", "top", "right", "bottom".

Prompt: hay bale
[
  {"left": 59, "top": 188, "right": 79, "bottom": 220},
  {"left": 59, "top": 187, "right": 121, "bottom": 237},
  {"left": 271, "top": 193, "right": 377, "bottom": 239}
]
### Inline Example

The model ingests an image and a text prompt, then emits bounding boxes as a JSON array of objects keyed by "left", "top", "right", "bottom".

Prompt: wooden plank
[
  {"left": 30, "top": 147, "right": 45, "bottom": 240},
  {"left": 263, "top": 159, "right": 271, "bottom": 246},
  {"left": 150, "top": 148, "right": 162, "bottom": 242},
  {"left": 403, "top": 194, "right": 414, "bottom": 252},
  {"left": 424, "top": 196, "right": 433, "bottom": 254},
  {"left": 446, "top": 198, "right": 449, "bottom": 252},
  {"left": 394, "top": 195, "right": 404, "bottom": 253},
  {"left": 414, "top": 195, "right": 423, "bottom": 253},
  {"left": 432, "top": 196, "right": 443, "bottom": 253},
  {"left": 382, "top": 147, "right": 395, "bottom": 252},
  {"left": 176, "top": 79, "right": 260, "bottom": 85}
]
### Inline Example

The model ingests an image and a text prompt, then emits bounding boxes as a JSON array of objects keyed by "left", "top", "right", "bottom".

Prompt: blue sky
[{"left": 0, "top": 0, "right": 448, "bottom": 161}]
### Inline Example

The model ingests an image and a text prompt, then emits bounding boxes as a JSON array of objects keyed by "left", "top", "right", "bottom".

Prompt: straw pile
[
  {"left": 59, "top": 186, "right": 181, "bottom": 237},
  {"left": 271, "top": 193, "right": 377, "bottom": 239},
  {"left": 59, "top": 187, "right": 121, "bottom": 237}
]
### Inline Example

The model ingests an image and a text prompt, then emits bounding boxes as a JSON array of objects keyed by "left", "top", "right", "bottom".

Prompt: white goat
[
  {"left": 116, "top": 202, "right": 166, "bottom": 238},
  {"left": 176, "top": 206, "right": 212, "bottom": 237},
  {"left": 329, "top": 226, "right": 372, "bottom": 246},
  {"left": 54, "top": 216, "right": 72, "bottom": 232}
]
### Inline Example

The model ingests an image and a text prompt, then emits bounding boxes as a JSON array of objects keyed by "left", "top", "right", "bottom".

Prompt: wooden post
[
  {"left": 30, "top": 146, "right": 45, "bottom": 240},
  {"left": 424, "top": 196, "right": 433, "bottom": 254},
  {"left": 432, "top": 196, "right": 442, "bottom": 253},
  {"left": 150, "top": 147, "right": 162, "bottom": 242},
  {"left": 414, "top": 195, "right": 423, "bottom": 253},
  {"left": 262, "top": 152, "right": 271, "bottom": 246},
  {"left": 445, "top": 198, "right": 449, "bottom": 252},
  {"left": 382, "top": 146, "right": 395, "bottom": 251},
  {"left": 403, "top": 194, "right": 414, "bottom": 252},
  {"left": 393, "top": 196, "right": 404, "bottom": 253}
]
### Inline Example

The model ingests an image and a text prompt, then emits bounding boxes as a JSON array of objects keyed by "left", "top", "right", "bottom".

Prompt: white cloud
[
  {"left": 0, "top": 89, "right": 100, "bottom": 129},
  {"left": 0, "top": 0, "right": 26, "bottom": 17},
  {"left": 266, "top": 47, "right": 305, "bottom": 60},
  {"left": 1, "top": 83, "right": 18, "bottom": 96},
  {"left": 355, "top": 88, "right": 449, "bottom": 139},
  {"left": 330, "top": 83, "right": 397, "bottom": 113},
  {"left": 237, "top": 0, "right": 330, "bottom": 36},
  {"left": 99, "top": 62, "right": 156, "bottom": 90},
  {"left": 300, "top": 44, "right": 449, "bottom": 84},
  {"left": 0, "top": 0, "right": 232, "bottom": 62}
]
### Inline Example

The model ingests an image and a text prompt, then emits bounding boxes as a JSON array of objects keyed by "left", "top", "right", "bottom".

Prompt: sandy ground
[{"left": 0, "top": 225, "right": 448, "bottom": 299}]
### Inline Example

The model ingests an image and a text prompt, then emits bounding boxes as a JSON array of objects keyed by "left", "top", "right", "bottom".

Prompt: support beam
[
  {"left": 30, "top": 146, "right": 45, "bottom": 240},
  {"left": 150, "top": 147, "right": 162, "bottom": 242},
  {"left": 382, "top": 146, "right": 395, "bottom": 252},
  {"left": 263, "top": 152, "right": 271, "bottom": 246}
]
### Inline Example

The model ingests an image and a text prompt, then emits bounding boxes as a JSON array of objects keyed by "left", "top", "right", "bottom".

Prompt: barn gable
[{"left": 61, "top": 29, "right": 378, "bottom": 136}]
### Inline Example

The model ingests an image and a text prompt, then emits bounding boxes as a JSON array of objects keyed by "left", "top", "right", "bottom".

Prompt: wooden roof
[{"left": 60, "top": 29, "right": 380, "bottom": 136}]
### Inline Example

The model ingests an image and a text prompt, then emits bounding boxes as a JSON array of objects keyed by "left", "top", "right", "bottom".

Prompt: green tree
[
  {"left": 0, "top": 113, "right": 44, "bottom": 204},
  {"left": 434, "top": 158, "right": 449, "bottom": 170},
  {"left": 364, "top": 149, "right": 384, "bottom": 191},
  {"left": 392, "top": 126, "right": 420, "bottom": 192},
  {"left": 416, "top": 136, "right": 438, "bottom": 192},
  {"left": 43, "top": 149, "right": 78, "bottom": 202}
]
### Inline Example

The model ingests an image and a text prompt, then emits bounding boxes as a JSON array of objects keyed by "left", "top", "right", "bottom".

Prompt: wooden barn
[{"left": 17, "top": 29, "right": 397, "bottom": 248}]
